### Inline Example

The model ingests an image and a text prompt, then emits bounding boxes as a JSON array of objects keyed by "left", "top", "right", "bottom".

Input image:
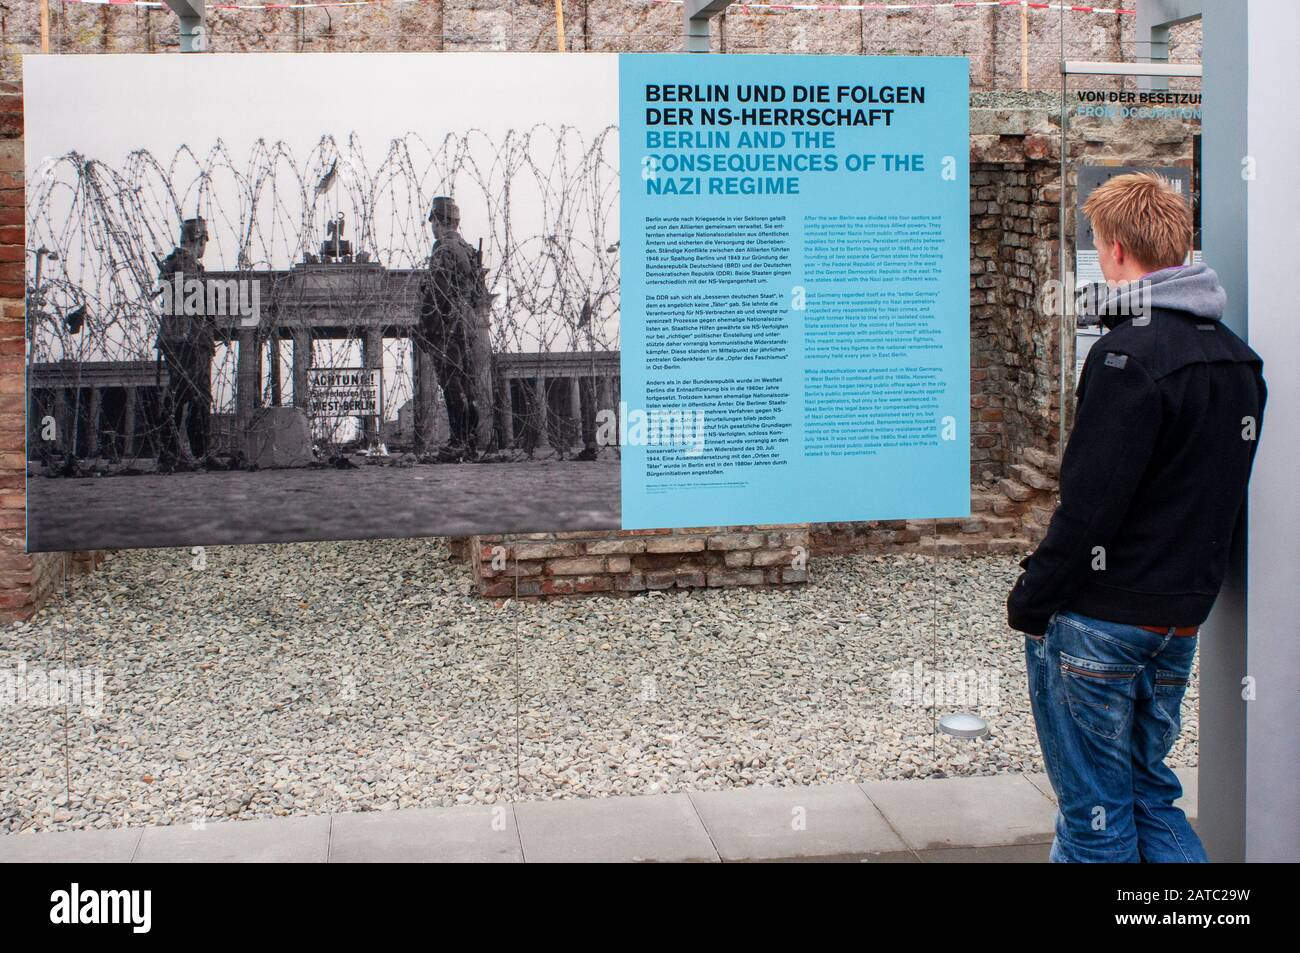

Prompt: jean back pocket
[{"left": 1058, "top": 651, "right": 1143, "bottom": 740}]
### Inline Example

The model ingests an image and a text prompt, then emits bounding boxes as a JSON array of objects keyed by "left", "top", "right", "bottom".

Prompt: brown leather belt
[{"left": 1139, "top": 625, "right": 1199, "bottom": 637}]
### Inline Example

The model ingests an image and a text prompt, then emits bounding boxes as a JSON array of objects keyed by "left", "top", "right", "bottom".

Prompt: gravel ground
[{"left": 1, "top": 538, "right": 1197, "bottom": 833}]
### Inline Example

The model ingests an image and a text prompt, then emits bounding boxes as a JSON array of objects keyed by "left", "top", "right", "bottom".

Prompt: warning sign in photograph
[{"left": 308, "top": 368, "right": 382, "bottom": 418}]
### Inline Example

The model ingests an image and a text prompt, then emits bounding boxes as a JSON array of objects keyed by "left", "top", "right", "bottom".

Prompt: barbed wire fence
[{"left": 25, "top": 123, "right": 621, "bottom": 471}]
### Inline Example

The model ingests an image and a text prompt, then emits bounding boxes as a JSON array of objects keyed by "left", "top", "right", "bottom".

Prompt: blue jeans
[{"left": 1025, "top": 610, "right": 1207, "bottom": 863}]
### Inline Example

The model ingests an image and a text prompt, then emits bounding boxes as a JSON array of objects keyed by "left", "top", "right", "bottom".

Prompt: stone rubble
[{"left": 1, "top": 537, "right": 1195, "bottom": 833}]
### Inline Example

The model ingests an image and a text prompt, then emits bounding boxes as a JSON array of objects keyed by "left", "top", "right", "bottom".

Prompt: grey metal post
[
  {"left": 683, "top": 0, "right": 734, "bottom": 53},
  {"left": 1135, "top": 0, "right": 1202, "bottom": 90},
  {"left": 1201, "top": 0, "right": 1300, "bottom": 863},
  {"left": 165, "top": 0, "right": 206, "bottom": 53},
  {"left": 1198, "top": 1, "right": 1248, "bottom": 863}
]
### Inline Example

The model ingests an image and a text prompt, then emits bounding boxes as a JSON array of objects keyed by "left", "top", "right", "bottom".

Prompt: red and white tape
[
  {"left": 654, "top": 1, "right": 1134, "bottom": 12},
  {"left": 50, "top": 0, "right": 1137, "bottom": 15},
  {"left": 655, "top": 1, "right": 1135, "bottom": 14}
]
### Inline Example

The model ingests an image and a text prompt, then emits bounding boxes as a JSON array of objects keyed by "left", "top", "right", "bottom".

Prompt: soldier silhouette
[
  {"left": 418, "top": 197, "right": 489, "bottom": 459},
  {"left": 155, "top": 217, "right": 214, "bottom": 472}
]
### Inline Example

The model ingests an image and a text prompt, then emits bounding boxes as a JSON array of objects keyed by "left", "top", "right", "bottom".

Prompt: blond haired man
[{"left": 1008, "top": 173, "right": 1267, "bottom": 863}]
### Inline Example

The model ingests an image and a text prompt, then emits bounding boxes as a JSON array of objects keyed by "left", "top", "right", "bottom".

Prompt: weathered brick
[
  {"left": 706, "top": 533, "right": 766, "bottom": 551},
  {"left": 512, "top": 541, "right": 580, "bottom": 560},
  {"left": 615, "top": 572, "right": 646, "bottom": 592},
  {"left": 706, "top": 568, "right": 764, "bottom": 587},
  {"left": 751, "top": 549, "right": 792, "bottom": 567},
  {"left": 547, "top": 556, "right": 605, "bottom": 576},
  {"left": 645, "top": 536, "right": 705, "bottom": 554},
  {"left": 500, "top": 561, "right": 543, "bottom": 578},
  {"left": 585, "top": 538, "right": 646, "bottom": 555},
  {"left": 999, "top": 479, "right": 1034, "bottom": 503},
  {"left": 674, "top": 568, "right": 706, "bottom": 588},
  {"left": 479, "top": 579, "right": 515, "bottom": 599}
]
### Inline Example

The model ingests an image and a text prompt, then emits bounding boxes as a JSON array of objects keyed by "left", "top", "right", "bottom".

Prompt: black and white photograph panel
[{"left": 23, "top": 53, "right": 621, "bottom": 552}]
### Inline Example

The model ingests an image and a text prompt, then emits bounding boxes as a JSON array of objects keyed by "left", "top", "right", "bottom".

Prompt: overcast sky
[{"left": 25, "top": 52, "right": 617, "bottom": 163}]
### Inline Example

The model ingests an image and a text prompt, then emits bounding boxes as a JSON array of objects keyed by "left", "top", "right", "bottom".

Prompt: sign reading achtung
[{"left": 308, "top": 368, "right": 382, "bottom": 418}]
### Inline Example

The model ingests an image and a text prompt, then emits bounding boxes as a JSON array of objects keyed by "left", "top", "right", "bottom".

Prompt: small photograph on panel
[{"left": 22, "top": 53, "right": 622, "bottom": 551}]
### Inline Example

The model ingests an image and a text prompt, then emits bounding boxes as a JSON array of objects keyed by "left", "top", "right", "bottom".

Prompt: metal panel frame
[{"left": 683, "top": 0, "right": 735, "bottom": 53}]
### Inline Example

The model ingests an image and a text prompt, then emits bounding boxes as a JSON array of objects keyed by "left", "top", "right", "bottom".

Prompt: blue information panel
[
  {"left": 22, "top": 52, "right": 969, "bottom": 552},
  {"left": 618, "top": 54, "right": 970, "bottom": 529}
]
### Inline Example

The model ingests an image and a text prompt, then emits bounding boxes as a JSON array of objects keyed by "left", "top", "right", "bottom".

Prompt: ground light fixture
[{"left": 938, "top": 712, "right": 990, "bottom": 739}]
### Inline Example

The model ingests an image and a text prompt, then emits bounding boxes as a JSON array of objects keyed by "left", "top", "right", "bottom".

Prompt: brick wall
[
  {"left": 469, "top": 439, "right": 1065, "bottom": 596},
  {"left": 0, "top": 81, "right": 102, "bottom": 622},
  {"left": 970, "top": 156, "right": 1062, "bottom": 480},
  {"left": 472, "top": 526, "right": 809, "bottom": 599}
]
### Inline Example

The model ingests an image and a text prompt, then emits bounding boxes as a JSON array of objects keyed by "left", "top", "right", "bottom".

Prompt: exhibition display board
[
  {"left": 22, "top": 52, "right": 969, "bottom": 552},
  {"left": 618, "top": 54, "right": 970, "bottom": 529},
  {"left": 1062, "top": 70, "right": 1202, "bottom": 402}
]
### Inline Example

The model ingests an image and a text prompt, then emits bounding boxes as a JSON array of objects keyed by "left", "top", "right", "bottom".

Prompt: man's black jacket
[{"left": 1007, "top": 266, "right": 1266, "bottom": 636}]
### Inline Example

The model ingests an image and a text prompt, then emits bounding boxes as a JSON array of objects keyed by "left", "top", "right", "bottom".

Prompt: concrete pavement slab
[
  {"left": 1, "top": 775, "right": 1118, "bottom": 862},
  {"left": 514, "top": 792, "right": 718, "bottom": 863},
  {"left": 860, "top": 775, "right": 1057, "bottom": 850},
  {"left": 133, "top": 814, "right": 330, "bottom": 863},
  {"left": 0, "top": 827, "right": 142, "bottom": 863},
  {"left": 689, "top": 783, "right": 906, "bottom": 861},
  {"left": 329, "top": 804, "right": 523, "bottom": 862}
]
